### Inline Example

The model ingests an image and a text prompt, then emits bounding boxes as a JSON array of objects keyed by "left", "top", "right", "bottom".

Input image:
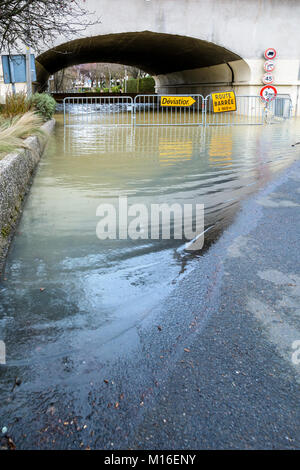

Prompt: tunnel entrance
[{"left": 36, "top": 31, "right": 249, "bottom": 94}]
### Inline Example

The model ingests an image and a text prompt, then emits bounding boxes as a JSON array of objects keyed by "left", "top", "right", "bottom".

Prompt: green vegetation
[
  {"left": 1, "top": 91, "right": 56, "bottom": 121},
  {"left": 111, "top": 85, "right": 122, "bottom": 93},
  {"left": 1, "top": 92, "right": 32, "bottom": 119},
  {"left": 139, "top": 77, "right": 156, "bottom": 93},
  {"left": 126, "top": 77, "right": 155, "bottom": 93},
  {"left": 0, "top": 112, "right": 44, "bottom": 158},
  {"left": 0, "top": 91, "right": 56, "bottom": 158},
  {"left": 30, "top": 93, "right": 57, "bottom": 121}
]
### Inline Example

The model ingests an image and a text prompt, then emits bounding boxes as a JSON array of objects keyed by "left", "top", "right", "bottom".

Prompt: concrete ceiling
[{"left": 36, "top": 31, "right": 241, "bottom": 82}]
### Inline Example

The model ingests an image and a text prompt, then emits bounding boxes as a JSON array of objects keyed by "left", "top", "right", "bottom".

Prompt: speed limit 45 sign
[{"left": 262, "top": 73, "right": 274, "bottom": 85}]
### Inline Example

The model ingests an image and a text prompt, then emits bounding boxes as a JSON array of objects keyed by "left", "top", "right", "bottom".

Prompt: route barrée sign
[{"left": 211, "top": 91, "right": 237, "bottom": 113}]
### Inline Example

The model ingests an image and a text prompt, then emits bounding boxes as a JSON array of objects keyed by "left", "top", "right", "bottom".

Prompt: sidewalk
[{"left": 130, "top": 159, "right": 300, "bottom": 449}]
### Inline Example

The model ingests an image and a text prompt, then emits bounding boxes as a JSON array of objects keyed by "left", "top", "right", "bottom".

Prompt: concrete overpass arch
[
  {"left": 2, "top": 0, "right": 300, "bottom": 112},
  {"left": 35, "top": 31, "right": 251, "bottom": 95}
]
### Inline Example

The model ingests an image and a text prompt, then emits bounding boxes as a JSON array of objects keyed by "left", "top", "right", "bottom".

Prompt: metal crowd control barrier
[
  {"left": 205, "top": 95, "right": 293, "bottom": 126},
  {"left": 133, "top": 94, "right": 205, "bottom": 126},
  {"left": 205, "top": 95, "right": 266, "bottom": 126},
  {"left": 267, "top": 96, "right": 292, "bottom": 120},
  {"left": 63, "top": 96, "right": 134, "bottom": 126},
  {"left": 63, "top": 94, "right": 292, "bottom": 127}
]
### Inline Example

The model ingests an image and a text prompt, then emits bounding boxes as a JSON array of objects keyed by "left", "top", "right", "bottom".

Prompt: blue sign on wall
[{"left": 1, "top": 54, "right": 36, "bottom": 84}]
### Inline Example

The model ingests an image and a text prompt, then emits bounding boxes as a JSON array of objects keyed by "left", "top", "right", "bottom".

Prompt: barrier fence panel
[
  {"left": 63, "top": 95, "right": 292, "bottom": 127},
  {"left": 267, "top": 96, "right": 292, "bottom": 120},
  {"left": 205, "top": 95, "right": 267, "bottom": 126},
  {"left": 205, "top": 95, "right": 293, "bottom": 126},
  {"left": 63, "top": 96, "right": 134, "bottom": 126},
  {"left": 134, "top": 94, "right": 205, "bottom": 126}
]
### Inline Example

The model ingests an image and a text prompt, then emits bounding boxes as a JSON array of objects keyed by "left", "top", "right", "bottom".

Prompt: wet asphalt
[
  {"left": 41, "top": 155, "right": 299, "bottom": 451},
  {"left": 124, "top": 158, "right": 300, "bottom": 450}
]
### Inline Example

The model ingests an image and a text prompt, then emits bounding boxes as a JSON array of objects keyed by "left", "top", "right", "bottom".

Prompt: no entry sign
[
  {"left": 260, "top": 85, "right": 277, "bottom": 102},
  {"left": 264, "top": 48, "right": 277, "bottom": 60}
]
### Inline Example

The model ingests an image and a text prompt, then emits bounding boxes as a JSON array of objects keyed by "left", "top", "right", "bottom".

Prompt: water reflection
[{"left": 209, "top": 128, "right": 233, "bottom": 166}]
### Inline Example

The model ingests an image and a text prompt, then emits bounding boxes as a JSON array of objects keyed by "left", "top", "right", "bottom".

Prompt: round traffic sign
[
  {"left": 262, "top": 73, "right": 274, "bottom": 85},
  {"left": 260, "top": 85, "right": 277, "bottom": 102},
  {"left": 264, "top": 60, "right": 275, "bottom": 72},
  {"left": 264, "top": 48, "right": 277, "bottom": 60}
]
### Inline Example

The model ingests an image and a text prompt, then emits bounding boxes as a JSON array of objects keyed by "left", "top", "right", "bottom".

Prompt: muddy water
[{"left": 0, "top": 116, "right": 299, "bottom": 447}]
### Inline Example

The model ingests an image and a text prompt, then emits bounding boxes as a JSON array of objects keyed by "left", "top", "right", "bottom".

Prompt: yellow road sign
[
  {"left": 211, "top": 91, "right": 236, "bottom": 113},
  {"left": 161, "top": 96, "right": 196, "bottom": 107}
]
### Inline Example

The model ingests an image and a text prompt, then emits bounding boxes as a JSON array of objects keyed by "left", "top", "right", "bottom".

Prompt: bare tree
[
  {"left": 50, "top": 63, "right": 149, "bottom": 93},
  {"left": 126, "top": 66, "right": 148, "bottom": 80},
  {"left": 0, "top": 0, "right": 100, "bottom": 52},
  {"left": 50, "top": 66, "right": 78, "bottom": 92},
  {"left": 52, "top": 69, "right": 66, "bottom": 92},
  {"left": 76, "top": 63, "right": 127, "bottom": 90}
]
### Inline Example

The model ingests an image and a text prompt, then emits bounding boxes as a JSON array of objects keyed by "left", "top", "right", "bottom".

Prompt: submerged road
[
  {"left": 0, "top": 124, "right": 299, "bottom": 450},
  {"left": 128, "top": 159, "right": 300, "bottom": 450}
]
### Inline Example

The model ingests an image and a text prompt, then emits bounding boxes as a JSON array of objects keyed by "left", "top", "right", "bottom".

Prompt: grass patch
[
  {"left": 1, "top": 91, "right": 31, "bottom": 119},
  {"left": 0, "top": 112, "right": 44, "bottom": 158}
]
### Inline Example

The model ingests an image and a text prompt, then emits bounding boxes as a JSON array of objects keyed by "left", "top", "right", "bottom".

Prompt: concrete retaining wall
[{"left": 0, "top": 119, "right": 55, "bottom": 274}]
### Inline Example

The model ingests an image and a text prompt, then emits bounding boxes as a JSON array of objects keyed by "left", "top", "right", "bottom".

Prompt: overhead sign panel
[
  {"left": 160, "top": 96, "right": 196, "bottom": 107},
  {"left": 211, "top": 91, "right": 237, "bottom": 113}
]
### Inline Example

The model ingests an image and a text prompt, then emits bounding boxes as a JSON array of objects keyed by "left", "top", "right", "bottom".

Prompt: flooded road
[{"left": 0, "top": 116, "right": 299, "bottom": 448}]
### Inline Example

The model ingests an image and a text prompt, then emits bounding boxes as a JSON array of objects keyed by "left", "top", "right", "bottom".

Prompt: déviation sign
[{"left": 160, "top": 96, "right": 196, "bottom": 107}]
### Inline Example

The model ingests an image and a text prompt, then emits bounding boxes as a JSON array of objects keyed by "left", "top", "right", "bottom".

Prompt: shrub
[
  {"left": 111, "top": 85, "right": 121, "bottom": 93},
  {"left": 126, "top": 78, "right": 138, "bottom": 93},
  {"left": 102, "top": 87, "right": 109, "bottom": 93},
  {"left": 30, "top": 93, "right": 56, "bottom": 121},
  {"left": 126, "top": 77, "right": 155, "bottom": 93},
  {"left": 1, "top": 91, "right": 31, "bottom": 119},
  {"left": 0, "top": 112, "right": 44, "bottom": 157},
  {"left": 139, "top": 77, "right": 155, "bottom": 93}
]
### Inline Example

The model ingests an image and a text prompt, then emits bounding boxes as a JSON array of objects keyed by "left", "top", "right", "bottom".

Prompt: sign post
[
  {"left": 261, "top": 49, "right": 277, "bottom": 104},
  {"left": 25, "top": 46, "right": 32, "bottom": 97},
  {"left": 8, "top": 56, "right": 16, "bottom": 94}
]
